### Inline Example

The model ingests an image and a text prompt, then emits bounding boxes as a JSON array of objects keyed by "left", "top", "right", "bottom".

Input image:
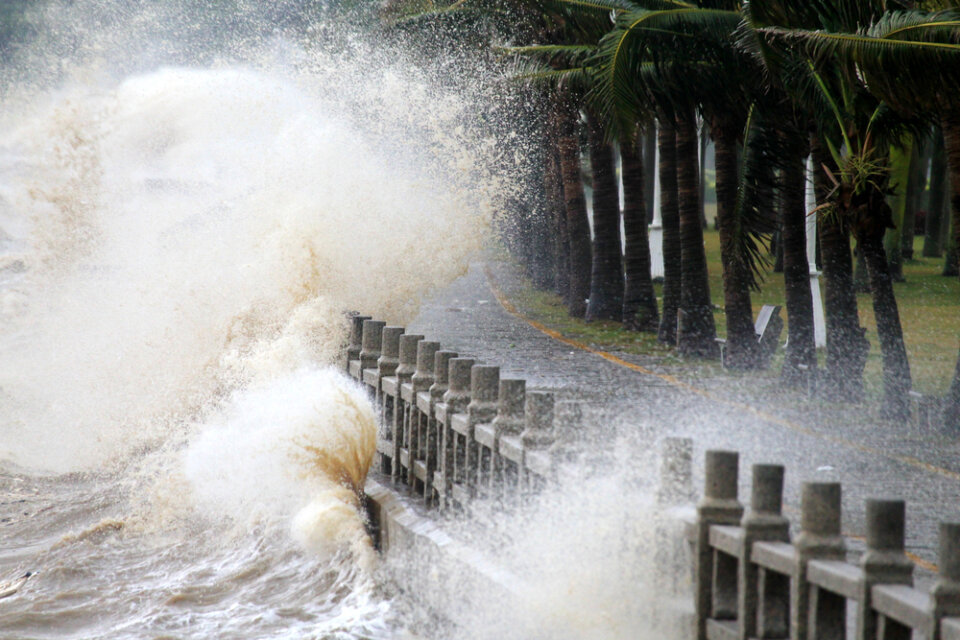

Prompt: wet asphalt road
[{"left": 405, "top": 260, "right": 960, "bottom": 570}]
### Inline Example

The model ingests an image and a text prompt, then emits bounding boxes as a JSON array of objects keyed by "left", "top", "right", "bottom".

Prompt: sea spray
[
  {"left": 0, "top": 59, "right": 503, "bottom": 473},
  {"left": 380, "top": 446, "right": 691, "bottom": 639},
  {"left": 182, "top": 367, "right": 376, "bottom": 563},
  {"left": 0, "top": 3, "right": 537, "bottom": 636}
]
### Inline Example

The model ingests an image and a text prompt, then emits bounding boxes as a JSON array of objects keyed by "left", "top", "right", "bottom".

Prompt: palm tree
[
  {"left": 621, "top": 129, "right": 660, "bottom": 330},
  {"left": 557, "top": 94, "right": 594, "bottom": 317},
  {"left": 585, "top": 111, "right": 626, "bottom": 321},
  {"left": 657, "top": 117, "right": 683, "bottom": 344},
  {"left": 747, "top": 0, "right": 950, "bottom": 418}
]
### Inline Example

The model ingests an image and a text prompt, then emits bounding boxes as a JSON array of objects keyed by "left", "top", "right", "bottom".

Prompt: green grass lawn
[{"left": 506, "top": 225, "right": 960, "bottom": 396}]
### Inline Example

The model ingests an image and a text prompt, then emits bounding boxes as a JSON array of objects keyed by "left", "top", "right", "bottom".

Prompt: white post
[
  {"left": 806, "top": 156, "right": 826, "bottom": 348},
  {"left": 649, "top": 124, "right": 664, "bottom": 279}
]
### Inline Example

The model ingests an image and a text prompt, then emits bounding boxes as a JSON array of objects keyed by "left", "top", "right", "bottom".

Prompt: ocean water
[{"left": 0, "top": 3, "right": 525, "bottom": 636}]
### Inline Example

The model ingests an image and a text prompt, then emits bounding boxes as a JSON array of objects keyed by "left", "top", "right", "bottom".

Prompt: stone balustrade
[
  {"left": 347, "top": 315, "right": 563, "bottom": 510},
  {"left": 688, "top": 448, "right": 960, "bottom": 640},
  {"left": 347, "top": 313, "right": 960, "bottom": 640}
]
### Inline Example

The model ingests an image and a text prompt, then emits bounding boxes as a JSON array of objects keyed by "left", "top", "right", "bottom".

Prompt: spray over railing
[
  {"left": 345, "top": 315, "right": 561, "bottom": 511},
  {"left": 345, "top": 313, "right": 960, "bottom": 639}
]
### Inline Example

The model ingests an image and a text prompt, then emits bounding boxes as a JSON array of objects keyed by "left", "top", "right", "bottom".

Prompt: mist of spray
[{"left": 0, "top": 1, "right": 535, "bottom": 572}]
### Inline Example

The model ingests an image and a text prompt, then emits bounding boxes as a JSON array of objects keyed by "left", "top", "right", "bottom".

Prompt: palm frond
[{"left": 730, "top": 104, "right": 781, "bottom": 290}]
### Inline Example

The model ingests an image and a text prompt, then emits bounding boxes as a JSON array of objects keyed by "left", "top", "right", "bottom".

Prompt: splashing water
[{"left": 0, "top": 2, "right": 532, "bottom": 637}]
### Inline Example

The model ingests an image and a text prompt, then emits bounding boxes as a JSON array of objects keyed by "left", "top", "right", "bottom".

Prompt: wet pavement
[{"left": 405, "top": 259, "right": 960, "bottom": 570}]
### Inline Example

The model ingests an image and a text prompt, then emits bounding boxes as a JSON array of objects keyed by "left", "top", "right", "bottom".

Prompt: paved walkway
[{"left": 407, "top": 259, "right": 960, "bottom": 569}]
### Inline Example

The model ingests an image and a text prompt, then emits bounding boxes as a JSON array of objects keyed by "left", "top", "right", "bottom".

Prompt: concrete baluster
[
  {"left": 477, "top": 378, "right": 527, "bottom": 489},
  {"left": 655, "top": 437, "right": 695, "bottom": 599},
  {"left": 454, "top": 365, "right": 498, "bottom": 498},
  {"left": 657, "top": 437, "right": 694, "bottom": 506},
  {"left": 409, "top": 341, "right": 440, "bottom": 494},
  {"left": 436, "top": 357, "right": 474, "bottom": 510},
  {"left": 359, "top": 319, "right": 386, "bottom": 375},
  {"left": 346, "top": 314, "right": 370, "bottom": 367},
  {"left": 377, "top": 327, "right": 404, "bottom": 378},
  {"left": 518, "top": 391, "right": 555, "bottom": 496},
  {"left": 376, "top": 326, "right": 404, "bottom": 480},
  {"left": 739, "top": 465, "right": 789, "bottom": 640},
  {"left": 798, "top": 482, "right": 846, "bottom": 640},
  {"left": 394, "top": 334, "right": 423, "bottom": 484},
  {"left": 695, "top": 450, "right": 743, "bottom": 640},
  {"left": 425, "top": 350, "right": 457, "bottom": 504},
  {"left": 489, "top": 379, "right": 525, "bottom": 498},
  {"left": 521, "top": 391, "right": 555, "bottom": 449},
  {"left": 857, "top": 499, "right": 913, "bottom": 640},
  {"left": 933, "top": 523, "right": 960, "bottom": 640}
]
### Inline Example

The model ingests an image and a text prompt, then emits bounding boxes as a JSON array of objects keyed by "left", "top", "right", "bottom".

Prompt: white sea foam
[{"left": 0, "top": 55, "right": 507, "bottom": 473}]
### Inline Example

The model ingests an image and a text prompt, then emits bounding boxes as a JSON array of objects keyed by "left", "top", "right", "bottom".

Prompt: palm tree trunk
[
  {"left": 529, "top": 147, "right": 556, "bottom": 290},
  {"left": 902, "top": 140, "right": 924, "bottom": 261},
  {"left": 712, "top": 121, "right": 759, "bottom": 369},
  {"left": 621, "top": 132, "right": 659, "bottom": 331},
  {"left": 780, "top": 137, "right": 817, "bottom": 387},
  {"left": 813, "top": 137, "right": 868, "bottom": 402},
  {"left": 658, "top": 119, "right": 682, "bottom": 345},
  {"left": 884, "top": 140, "right": 911, "bottom": 283},
  {"left": 585, "top": 114, "right": 624, "bottom": 322},
  {"left": 643, "top": 126, "right": 657, "bottom": 224},
  {"left": 924, "top": 128, "right": 946, "bottom": 258},
  {"left": 558, "top": 102, "right": 591, "bottom": 318},
  {"left": 939, "top": 112, "right": 960, "bottom": 428},
  {"left": 857, "top": 211, "right": 912, "bottom": 421},
  {"left": 675, "top": 110, "right": 719, "bottom": 359},
  {"left": 546, "top": 138, "right": 569, "bottom": 297}
]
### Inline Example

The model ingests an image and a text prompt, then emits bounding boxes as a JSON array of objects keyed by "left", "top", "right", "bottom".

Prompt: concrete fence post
[
  {"left": 436, "top": 357, "right": 474, "bottom": 510},
  {"left": 658, "top": 437, "right": 694, "bottom": 506},
  {"left": 655, "top": 437, "right": 695, "bottom": 602},
  {"left": 489, "top": 379, "right": 526, "bottom": 499},
  {"left": 412, "top": 342, "right": 441, "bottom": 392},
  {"left": 378, "top": 327, "right": 405, "bottom": 378},
  {"left": 519, "top": 391, "right": 555, "bottom": 498},
  {"left": 479, "top": 378, "right": 524, "bottom": 490},
  {"left": 410, "top": 341, "right": 440, "bottom": 494},
  {"left": 359, "top": 319, "right": 386, "bottom": 372},
  {"left": 423, "top": 350, "right": 457, "bottom": 504},
  {"left": 739, "top": 464, "right": 789, "bottom": 640},
  {"left": 394, "top": 334, "right": 423, "bottom": 484},
  {"left": 695, "top": 450, "right": 743, "bottom": 640},
  {"left": 455, "top": 365, "right": 498, "bottom": 499},
  {"left": 397, "top": 335, "right": 423, "bottom": 381},
  {"left": 796, "top": 482, "right": 845, "bottom": 640},
  {"left": 857, "top": 499, "right": 914, "bottom": 640},
  {"left": 521, "top": 391, "right": 555, "bottom": 449},
  {"left": 346, "top": 314, "right": 370, "bottom": 366},
  {"left": 933, "top": 523, "right": 960, "bottom": 640},
  {"left": 377, "top": 327, "right": 405, "bottom": 482}
]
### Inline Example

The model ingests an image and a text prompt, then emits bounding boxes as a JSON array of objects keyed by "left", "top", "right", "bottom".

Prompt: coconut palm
[
  {"left": 592, "top": 2, "right": 801, "bottom": 365},
  {"left": 749, "top": 1, "right": 960, "bottom": 418}
]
